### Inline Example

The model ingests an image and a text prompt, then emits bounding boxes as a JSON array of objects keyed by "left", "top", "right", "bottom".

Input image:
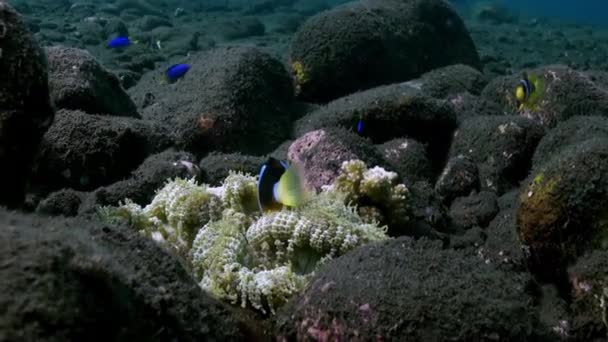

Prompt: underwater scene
[{"left": 2, "top": 0, "right": 608, "bottom": 340}]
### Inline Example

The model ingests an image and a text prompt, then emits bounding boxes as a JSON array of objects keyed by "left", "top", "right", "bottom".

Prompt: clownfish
[
  {"left": 515, "top": 72, "right": 544, "bottom": 111},
  {"left": 257, "top": 158, "right": 308, "bottom": 213}
]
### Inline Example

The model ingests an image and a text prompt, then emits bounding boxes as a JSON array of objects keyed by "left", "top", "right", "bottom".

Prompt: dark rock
[
  {"left": 129, "top": 46, "right": 294, "bottom": 156},
  {"left": 481, "top": 65, "right": 608, "bottom": 127},
  {"left": 568, "top": 250, "right": 608, "bottom": 340},
  {"left": 76, "top": 19, "right": 104, "bottom": 45},
  {"left": 0, "top": 2, "right": 55, "bottom": 207},
  {"left": 449, "top": 226, "right": 486, "bottom": 251},
  {"left": 517, "top": 138, "right": 608, "bottom": 283},
  {"left": 449, "top": 115, "right": 545, "bottom": 195},
  {"left": 67, "top": 2, "right": 96, "bottom": 18},
  {"left": 293, "top": 83, "right": 458, "bottom": 173},
  {"left": 46, "top": 46, "right": 139, "bottom": 117},
  {"left": 446, "top": 92, "right": 508, "bottom": 123},
  {"left": 532, "top": 115, "right": 608, "bottom": 168},
  {"left": 276, "top": 237, "right": 540, "bottom": 341},
  {"left": 378, "top": 138, "right": 432, "bottom": 185},
  {"left": 36, "top": 188, "right": 84, "bottom": 217},
  {"left": 219, "top": 17, "right": 265, "bottom": 40},
  {"left": 115, "top": 0, "right": 166, "bottom": 17},
  {"left": 480, "top": 200, "right": 527, "bottom": 271},
  {"left": 0, "top": 209, "right": 248, "bottom": 341},
  {"left": 31, "top": 109, "right": 171, "bottom": 194},
  {"left": 535, "top": 284, "right": 572, "bottom": 341},
  {"left": 415, "top": 64, "right": 488, "bottom": 98},
  {"left": 287, "top": 127, "right": 385, "bottom": 190},
  {"left": 448, "top": 191, "right": 499, "bottom": 231},
  {"left": 473, "top": 1, "right": 517, "bottom": 24},
  {"left": 269, "top": 139, "right": 292, "bottom": 160},
  {"left": 78, "top": 150, "right": 199, "bottom": 214},
  {"left": 267, "top": 13, "right": 304, "bottom": 34},
  {"left": 406, "top": 181, "right": 449, "bottom": 238},
  {"left": 137, "top": 15, "right": 173, "bottom": 31},
  {"left": 435, "top": 155, "right": 480, "bottom": 204},
  {"left": 289, "top": 0, "right": 480, "bottom": 102},
  {"left": 199, "top": 152, "right": 266, "bottom": 186},
  {"left": 103, "top": 17, "right": 129, "bottom": 38}
]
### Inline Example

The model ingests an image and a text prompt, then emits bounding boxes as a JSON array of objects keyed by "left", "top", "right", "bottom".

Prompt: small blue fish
[
  {"left": 164, "top": 63, "right": 190, "bottom": 83},
  {"left": 356, "top": 113, "right": 364, "bottom": 133},
  {"left": 107, "top": 36, "right": 131, "bottom": 49}
]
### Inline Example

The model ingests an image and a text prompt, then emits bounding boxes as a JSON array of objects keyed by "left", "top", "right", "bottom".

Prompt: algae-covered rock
[
  {"left": 435, "top": 155, "right": 480, "bottom": 204},
  {"left": 275, "top": 237, "right": 540, "bottom": 341},
  {"left": 482, "top": 65, "right": 608, "bottom": 127},
  {"left": 129, "top": 46, "right": 295, "bottom": 156},
  {"left": 289, "top": 0, "right": 480, "bottom": 102},
  {"left": 517, "top": 138, "right": 608, "bottom": 282},
  {"left": 199, "top": 152, "right": 266, "bottom": 186},
  {"left": 0, "top": 209, "right": 247, "bottom": 341},
  {"left": 293, "top": 83, "right": 457, "bottom": 175},
  {"left": 532, "top": 115, "right": 608, "bottom": 167},
  {"left": 46, "top": 46, "right": 139, "bottom": 117},
  {"left": 449, "top": 115, "right": 545, "bottom": 195},
  {"left": 416, "top": 64, "right": 489, "bottom": 99},
  {"left": 31, "top": 109, "right": 167, "bottom": 193},
  {"left": 568, "top": 250, "right": 608, "bottom": 340},
  {"left": 0, "top": 1, "right": 55, "bottom": 207},
  {"left": 378, "top": 138, "right": 432, "bottom": 185}
]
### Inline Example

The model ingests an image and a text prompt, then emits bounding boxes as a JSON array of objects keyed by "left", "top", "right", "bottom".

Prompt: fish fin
[
  {"left": 527, "top": 74, "right": 545, "bottom": 104},
  {"left": 275, "top": 163, "right": 307, "bottom": 207}
]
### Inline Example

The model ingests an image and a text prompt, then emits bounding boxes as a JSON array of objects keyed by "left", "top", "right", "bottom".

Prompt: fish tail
[
  {"left": 527, "top": 73, "right": 546, "bottom": 104},
  {"left": 275, "top": 163, "right": 307, "bottom": 207}
]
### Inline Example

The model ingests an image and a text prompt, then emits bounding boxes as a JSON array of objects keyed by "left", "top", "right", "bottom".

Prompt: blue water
[{"left": 499, "top": 0, "right": 608, "bottom": 26}]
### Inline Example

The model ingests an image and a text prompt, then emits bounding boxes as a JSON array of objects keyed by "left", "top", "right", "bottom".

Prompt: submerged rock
[
  {"left": 31, "top": 109, "right": 170, "bottom": 193},
  {"left": 130, "top": 46, "right": 295, "bottom": 156},
  {"left": 0, "top": 209, "right": 248, "bottom": 341},
  {"left": 449, "top": 115, "right": 545, "bottom": 195},
  {"left": 276, "top": 237, "right": 541, "bottom": 340},
  {"left": 294, "top": 83, "right": 458, "bottom": 173},
  {"left": 517, "top": 138, "right": 608, "bottom": 283},
  {"left": 0, "top": 1, "right": 55, "bottom": 207},
  {"left": 482, "top": 65, "right": 608, "bottom": 127},
  {"left": 289, "top": 0, "right": 480, "bottom": 102},
  {"left": 287, "top": 127, "right": 384, "bottom": 191},
  {"left": 46, "top": 46, "right": 139, "bottom": 117}
]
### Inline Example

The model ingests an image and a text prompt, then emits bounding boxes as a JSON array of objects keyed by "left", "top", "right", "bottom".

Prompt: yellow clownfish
[
  {"left": 515, "top": 72, "right": 544, "bottom": 111},
  {"left": 256, "top": 157, "right": 309, "bottom": 213}
]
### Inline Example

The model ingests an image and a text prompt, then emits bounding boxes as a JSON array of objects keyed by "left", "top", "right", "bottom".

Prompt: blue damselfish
[
  {"left": 164, "top": 63, "right": 190, "bottom": 82},
  {"left": 107, "top": 36, "right": 131, "bottom": 49}
]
